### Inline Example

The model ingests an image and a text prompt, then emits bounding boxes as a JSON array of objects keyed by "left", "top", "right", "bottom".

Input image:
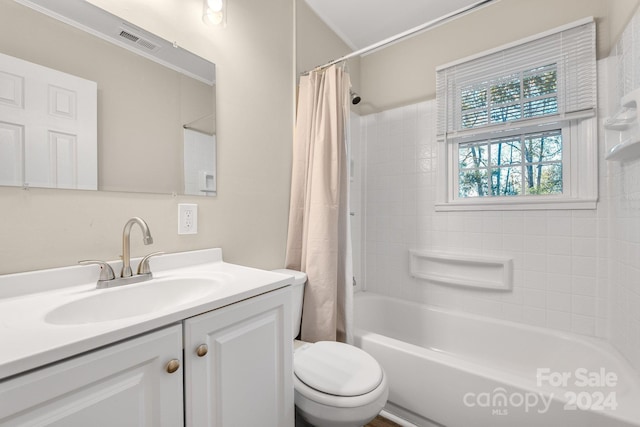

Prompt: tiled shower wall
[
  {"left": 358, "top": 15, "right": 640, "bottom": 370},
  {"left": 606, "top": 9, "right": 640, "bottom": 372},
  {"left": 609, "top": 153, "right": 640, "bottom": 372},
  {"left": 361, "top": 94, "right": 608, "bottom": 337}
]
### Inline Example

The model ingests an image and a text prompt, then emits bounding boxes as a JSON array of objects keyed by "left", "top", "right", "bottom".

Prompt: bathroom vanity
[{"left": 0, "top": 249, "right": 294, "bottom": 426}]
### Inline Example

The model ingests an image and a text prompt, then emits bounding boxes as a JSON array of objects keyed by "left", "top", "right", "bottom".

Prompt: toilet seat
[
  {"left": 294, "top": 341, "right": 383, "bottom": 397},
  {"left": 293, "top": 342, "right": 389, "bottom": 427}
]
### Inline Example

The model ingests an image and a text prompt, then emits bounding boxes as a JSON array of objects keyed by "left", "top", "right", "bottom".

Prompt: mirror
[{"left": 0, "top": 0, "right": 216, "bottom": 195}]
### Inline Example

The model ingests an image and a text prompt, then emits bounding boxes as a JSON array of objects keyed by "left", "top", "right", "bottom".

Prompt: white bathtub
[{"left": 353, "top": 292, "right": 640, "bottom": 427}]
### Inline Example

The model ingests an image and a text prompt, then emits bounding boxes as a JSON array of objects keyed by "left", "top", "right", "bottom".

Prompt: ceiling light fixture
[
  {"left": 203, "top": 0, "right": 226, "bottom": 26},
  {"left": 207, "top": 0, "right": 223, "bottom": 12}
]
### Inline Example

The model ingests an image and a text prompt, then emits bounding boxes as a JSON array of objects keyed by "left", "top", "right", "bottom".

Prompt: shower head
[{"left": 350, "top": 90, "right": 361, "bottom": 105}]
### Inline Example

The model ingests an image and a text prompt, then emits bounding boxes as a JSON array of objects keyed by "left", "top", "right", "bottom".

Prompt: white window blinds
[{"left": 436, "top": 18, "right": 596, "bottom": 138}]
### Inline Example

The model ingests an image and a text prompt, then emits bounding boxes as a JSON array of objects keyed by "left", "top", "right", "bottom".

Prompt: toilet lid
[{"left": 294, "top": 341, "right": 383, "bottom": 397}]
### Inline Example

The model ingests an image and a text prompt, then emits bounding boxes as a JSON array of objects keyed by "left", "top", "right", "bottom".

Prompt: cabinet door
[
  {"left": 184, "top": 287, "right": 293, "bottom": 427},
  {"left": 0, "top": 324, "right": 183, "bottom": 427}
]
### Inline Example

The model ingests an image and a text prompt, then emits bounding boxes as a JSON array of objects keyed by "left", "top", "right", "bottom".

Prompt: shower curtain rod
[{"left": 300, "top": 0, "right": 496, "bottom": 76}]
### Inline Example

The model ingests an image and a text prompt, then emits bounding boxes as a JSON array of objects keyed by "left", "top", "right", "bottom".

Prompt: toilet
[{"left": 273, "top": 269, "right": 389, "bottom": 427}]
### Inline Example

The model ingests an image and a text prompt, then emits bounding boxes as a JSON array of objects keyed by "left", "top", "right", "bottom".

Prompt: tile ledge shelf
[
  {"left": 605, "top": 88, "right": 640, "bottom": 162},
  {"left": 409, "top": 250, "right": 513, "bottom": 291},
  {"left": 605, "top": 138, "right": 640, "bottom": 162}
]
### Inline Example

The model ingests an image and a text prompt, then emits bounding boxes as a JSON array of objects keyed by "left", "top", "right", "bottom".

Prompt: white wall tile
[
  {"left": 571, "top": 218, "right": 597, "bottom": 238},
  {"left": 356, "top": 31, "right": 639, "bottom": 374},
  {"left": 571, "top": 276, "right": 597, "bottom": 297},
  {"left": 547, "top": 310, "right": 572, "bottom": 332},
  {"left": 571, "top": 256, "right": 597, "bottom": 278},
  {"left": 547, "top": 236, "right": 572, "bottom": 255},
  {"left": 524, "top": 236, "right": 547, "bottom": 254},
  {"left": 571, "top": 237, "right": 597, "bottom": 257},
  {"left": 501, "top": 303, "right": 524, "bottom": 322},
  {"left": 503, "top": 235, "right": 525, "bottom": 252},
  {"left": 523, "top": 271, "right": 547, "bottom": 290},
  {"left": 547, "top": 216, "right": 572, "bottom": 236},
  {"left": 546, "top": 291, "right": 572, "bottom": 312},
  {"left": 523, "top": 288, "right": 546, "bottom": 308},
  {"left": 523, "top": 307, "right": 547, "bottom": 327},
  {"left": 547, "top": 255, "right": 571, "bottom": 275},
  {"left": 546, "top": 274, "right": 573, "bottom": 293},
  {"left": 571, "top": 314, "right": 596, "bottom": 336},
  {"left": 524, "top": 214, "right": 548, "bottom": 236},
  {"left": 572, "top": 294, "right": 597, "bottom": 316}
]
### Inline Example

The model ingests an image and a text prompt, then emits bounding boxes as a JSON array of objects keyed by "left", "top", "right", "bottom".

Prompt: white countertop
[{"left": 0, "top": 248, "right": 292, "bottom": 379}]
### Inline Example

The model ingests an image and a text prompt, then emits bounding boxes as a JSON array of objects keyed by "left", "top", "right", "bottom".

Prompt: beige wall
[
  {"left": 295, "top": 0, "right": 361, "bottom": 101},
  {"left": 0, "top": 0, "right": 294, "bottom": 274},
  {"left": 359, "top": 0, "right": 640, "bottom": 114}
]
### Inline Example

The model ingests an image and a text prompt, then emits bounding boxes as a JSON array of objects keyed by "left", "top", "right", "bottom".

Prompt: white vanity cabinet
[
  {"left": 0, "top": 324, "right": 184, "bottom": 427},
  {"left": 0, "top": 286, "right": 293, "bottom": 427},
  {"left": 0, "top": 247, "right": 294, "bottom": 427},
  {"left": 184, "top": 287, "right": 294, "bottom": 427}
]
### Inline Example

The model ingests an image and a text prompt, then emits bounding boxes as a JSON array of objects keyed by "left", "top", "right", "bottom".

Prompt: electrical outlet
[{"left": 178, "top": 203, "right": 198, "bottom": 234}]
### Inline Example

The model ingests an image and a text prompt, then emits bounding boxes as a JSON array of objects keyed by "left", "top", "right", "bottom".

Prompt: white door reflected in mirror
[{"left": 0, "top": 52, "right": 97, "bottom": 190}]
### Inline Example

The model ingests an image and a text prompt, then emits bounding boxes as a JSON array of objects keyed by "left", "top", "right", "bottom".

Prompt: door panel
[{"left": 0, "top": 51, "right": 97, "bottom": 190}]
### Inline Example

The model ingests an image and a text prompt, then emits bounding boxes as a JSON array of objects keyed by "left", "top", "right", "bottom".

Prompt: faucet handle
[
  {"left": 137, "top": 251, "right": 165, "bottom": 275},
  {"left": 79, "top": 260, "right": 116, "bottom": 281}
]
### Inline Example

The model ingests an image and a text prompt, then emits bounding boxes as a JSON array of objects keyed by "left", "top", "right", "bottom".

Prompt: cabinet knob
[
  {"left": 196, "top": 344, "right": 208, "bottom": 357},
  {"left": 166, "top": 359, "right": 180, "bottom": 374}
]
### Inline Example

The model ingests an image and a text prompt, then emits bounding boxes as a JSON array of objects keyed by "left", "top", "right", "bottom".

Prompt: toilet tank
[{"left": 272, "top": 269, "right": 306, "bottom": 338}]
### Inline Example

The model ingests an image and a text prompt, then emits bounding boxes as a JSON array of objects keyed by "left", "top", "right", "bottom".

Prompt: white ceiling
[{"left": 304, "top": 0, "right": 485, "bottom": 51}]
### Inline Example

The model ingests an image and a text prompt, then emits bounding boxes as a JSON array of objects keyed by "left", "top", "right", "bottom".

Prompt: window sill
[{"left": 435, "top": 197, "right": 597, "bottom": 212}]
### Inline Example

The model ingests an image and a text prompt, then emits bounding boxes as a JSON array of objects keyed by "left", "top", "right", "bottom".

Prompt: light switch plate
[{"left": 178, "top": 203, "right": 198, "bottom": 234}]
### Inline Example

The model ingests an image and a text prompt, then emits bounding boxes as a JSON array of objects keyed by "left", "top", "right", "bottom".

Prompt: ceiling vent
[{"left": 117, "top": 27, "right": 159, "bottom": 52}]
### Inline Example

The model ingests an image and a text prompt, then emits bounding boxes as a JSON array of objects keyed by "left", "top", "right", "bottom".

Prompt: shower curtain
[{"left": 285, "top": 64, "right": 353, "bottom": 344}]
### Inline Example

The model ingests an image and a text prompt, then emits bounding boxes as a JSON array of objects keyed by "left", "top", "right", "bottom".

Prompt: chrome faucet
[{"left": 121, "top": 217, "right": 154, "bottom": 278}]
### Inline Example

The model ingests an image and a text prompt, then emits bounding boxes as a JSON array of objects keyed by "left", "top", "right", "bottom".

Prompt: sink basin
[{"left": 45, "top": 277, "right": 222, "bottom": 325}]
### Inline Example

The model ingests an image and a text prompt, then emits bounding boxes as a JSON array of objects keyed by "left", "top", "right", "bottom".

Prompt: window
[
  {"left": 461, "top": 64, "right": 558, "bottom": 130},
  {"left": 458, "top": 130, "right": 563, "bottom": 198},
  {"left": 436, "top": 18, "right": 597, "bottom": 211}
]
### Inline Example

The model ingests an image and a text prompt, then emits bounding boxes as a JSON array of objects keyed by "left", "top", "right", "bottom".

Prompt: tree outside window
[
  {"left": 457, "top": 64, "right": 561, "bottom": 199},
  {"left": 458, "top": 130, "right": 562, "bottom": 198}
]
